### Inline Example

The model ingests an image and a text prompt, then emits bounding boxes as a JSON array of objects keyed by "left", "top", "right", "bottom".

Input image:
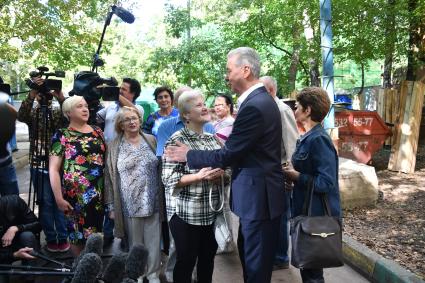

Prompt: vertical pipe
[{"left": 320, "top": 0, "right": 335, "bottom": 129}]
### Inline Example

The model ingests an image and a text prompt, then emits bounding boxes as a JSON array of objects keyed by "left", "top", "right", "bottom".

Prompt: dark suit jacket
[{"left": 187, "top": 86, "right": 286, "bottom": 220}]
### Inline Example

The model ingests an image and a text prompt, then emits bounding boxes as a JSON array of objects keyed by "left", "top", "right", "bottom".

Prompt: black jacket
[{"left": 0, "top": 195, "right": 41, "bottom": 262}]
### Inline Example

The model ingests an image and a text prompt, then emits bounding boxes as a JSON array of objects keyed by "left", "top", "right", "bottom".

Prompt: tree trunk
[
  {"left": 406, "top": 0, "right": 418, "bottom": 81},
  {"left": 287, "top": 24, "right": 301, "bottom": 93},
  {"left": 383, "top": 0, "right": 395, "bottom": 88},
  {"left": 358, "top": 63, "right": 365, "bottom": 95},
  {"left": 309, "top": 59, "right": 321, "bottom": 87}
]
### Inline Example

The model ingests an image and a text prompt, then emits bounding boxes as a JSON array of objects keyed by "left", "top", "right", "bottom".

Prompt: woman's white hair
[
  {"left": 62, "top": 96, "right": 85, "bottom": 120},
  {"left": 178, "top": 90, "right": 204, "bottom": 122}
]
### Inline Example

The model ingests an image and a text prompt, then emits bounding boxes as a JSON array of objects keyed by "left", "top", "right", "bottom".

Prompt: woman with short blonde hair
[
  {"left": 49, "top": 96, "right": 106, "bottom": 256},
  {"left": 104, "top": 105, "right": 162, "bottom": 283}
]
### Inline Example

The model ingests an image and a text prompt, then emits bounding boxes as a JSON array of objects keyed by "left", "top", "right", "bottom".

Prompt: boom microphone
[
  {"left": 73, "top": 233, "right": 103, "bottom": 268},
  {"left": 112, "top": 5, "right": 135, "bottom": 24},
  {"left": 71, "top": 253, "right": 102, "bottom": 283},
  {"left": 102, "top": 252, "right": 128, "bottom": 283},
  {"left": 124, "top": 244, "right": 148, "bottom": 280}
]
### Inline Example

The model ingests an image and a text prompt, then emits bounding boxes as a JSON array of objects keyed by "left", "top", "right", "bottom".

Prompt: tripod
[{"left": 27, "top": 94, "right": 55, "bottom": 211}]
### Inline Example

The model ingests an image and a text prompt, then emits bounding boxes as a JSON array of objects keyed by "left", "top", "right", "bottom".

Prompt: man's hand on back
[{"left": 164, "top": 141, "right": 189, "bottom": 162}]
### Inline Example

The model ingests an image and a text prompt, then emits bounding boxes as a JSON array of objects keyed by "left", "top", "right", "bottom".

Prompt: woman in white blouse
[{"left": 104, "top": 106, "right": 161, "bottom": 283}]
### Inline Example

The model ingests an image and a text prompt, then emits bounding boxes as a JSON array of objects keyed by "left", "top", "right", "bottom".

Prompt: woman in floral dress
[{"left": 49, "top": 96, "right": 106, "bottom": 255}]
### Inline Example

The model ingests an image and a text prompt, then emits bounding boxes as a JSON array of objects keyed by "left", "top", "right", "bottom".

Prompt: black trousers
[
  {"left": 0, "top": 231, "right": 38, "bottom": 283},
  {"left": 169, "top": 214, "right": 218, "bottom": 283}
]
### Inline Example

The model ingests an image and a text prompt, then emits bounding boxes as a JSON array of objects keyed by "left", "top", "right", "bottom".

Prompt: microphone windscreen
[
  {"left": 112, "top": 6, "right": 135, "bottom": 24},
  {"left": 125, "top": 244, "right": 148, "bottom": 280},
  {"left": 120, "top": 279, "right": 137, "bottom": 283},
  {"left": 102, "top": 252, "right": 128, "bottom": 283},
  {"left": 71, "top": 253, "right": 102, "bottom": 283},
  {"left": 73, "top": 233, "right": 103, "bottom": 268}
]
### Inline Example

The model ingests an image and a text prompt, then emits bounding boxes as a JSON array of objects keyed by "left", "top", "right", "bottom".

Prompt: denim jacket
[{"left": 291, "top": 124, "right": 341, "bottom": 218}]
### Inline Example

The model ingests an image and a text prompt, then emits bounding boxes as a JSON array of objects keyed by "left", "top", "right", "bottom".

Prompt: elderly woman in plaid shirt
[{"left": 162, "top": 90, "right": 229, "bottom": 283}]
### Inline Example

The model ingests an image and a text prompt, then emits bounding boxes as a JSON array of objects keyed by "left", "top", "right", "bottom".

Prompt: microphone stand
[{"left": 91, "top": 6, "right": 115, "bottom": 72}]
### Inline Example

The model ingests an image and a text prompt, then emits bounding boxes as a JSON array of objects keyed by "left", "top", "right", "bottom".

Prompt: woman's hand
[
  {"left": 204, "top": 168, "right": 225, "bottom": 183},
  {"left": 2, "top": 226, "right": 18, "bottom": 247},
  {"left": 195, "top": 167, "right": 213, "bottom": 181},
  {"left": 283, "top": 163, "right": 300, "bottom": 182},
  {"left": 13, "top": 247, "right": 35, "bottom": 260},
  {"left": 56, "top": 198, "right": 73, "bottom": 213}
]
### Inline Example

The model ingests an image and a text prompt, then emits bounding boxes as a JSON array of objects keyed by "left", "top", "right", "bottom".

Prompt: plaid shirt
[{"left": 162, "top": 127, "right": 222, "bottom": 226}]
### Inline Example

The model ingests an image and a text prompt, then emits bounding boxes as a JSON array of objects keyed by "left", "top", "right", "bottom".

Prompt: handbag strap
[
  {"left": 302, "top": 177, "right": 332, "bottom": 216},
  {"left": 209, "top": 176, "right": 225, "bottom": 212}
]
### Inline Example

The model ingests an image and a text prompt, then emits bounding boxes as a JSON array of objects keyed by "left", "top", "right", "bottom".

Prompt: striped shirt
[{"left": 162, "top": 127, "right": 222, "bottom": 226}]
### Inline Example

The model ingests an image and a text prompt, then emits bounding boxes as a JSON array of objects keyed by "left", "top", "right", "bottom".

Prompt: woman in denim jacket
[{"left": 284, "top": 87, "right": 341, "bottom": 283}]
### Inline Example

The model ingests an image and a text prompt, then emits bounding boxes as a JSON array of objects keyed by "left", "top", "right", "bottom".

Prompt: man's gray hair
[
  {"left": 173, "top": 86, "right": 193, "bottom": 108},
  {"left": 178, "top": 90, "right": 204, "bottom": 122},
  {"left": 260, "top": 76, "right": 278, "bottom": 92},
  {"left": 227, "top": 47, "right": 261, "bottom": 79}
]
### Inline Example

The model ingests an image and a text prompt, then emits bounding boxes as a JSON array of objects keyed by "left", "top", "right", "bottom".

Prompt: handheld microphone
[
  {"left": 102, "top": 252, "right": 128, "bottom": 283},
  {"left": 71, "top": 253, "right": 102, "bottom": 283},
  {"left": 73, "top": 233, "right": 103, "bottom": 268},
  {"left": 124, "top": 244, "right": 148, "bottom": 281},
  {"left": 112, "top": 5, "right": 135, "bottom": 24}
]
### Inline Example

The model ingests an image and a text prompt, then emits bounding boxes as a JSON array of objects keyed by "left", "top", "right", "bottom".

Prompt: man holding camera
[
  {"left": 17, "top": 77, "right": 69, "bottom": 253},
  {"left": 96, "top": 77, "right": 144, "bottom": 247}
]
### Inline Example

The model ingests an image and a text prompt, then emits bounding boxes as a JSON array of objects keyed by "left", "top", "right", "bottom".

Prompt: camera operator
[
  {"left": 17, "top": 77, "right": 69, "bottom": 253},
  {"left": 0, "top": 87, "right": 19, "bottom": 196},
  {"left": 96, "top": 77, "right": 143, "bottom": 247},
  {"left": 0, "top": 194, "right": 41, "bottom": 283}
]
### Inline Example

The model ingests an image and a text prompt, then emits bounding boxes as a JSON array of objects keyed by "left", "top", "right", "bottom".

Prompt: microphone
[
  {"left": 124, "top": 244, "right": 148, "bottom": 281},
  {"left": 71, "top": 253, "right": 102, "bottom": 283},
  {"left": 73, "top": 233, "right": 103, "bottom": 268},
  {"left": 102, "top": 252, "right": 128, "bottom": 283},
  {"left": 29, "top": 250, "right": 72, "bottom": 269},
  {"left": 112, "top": 5, "right": 135, "bottom": 24}
]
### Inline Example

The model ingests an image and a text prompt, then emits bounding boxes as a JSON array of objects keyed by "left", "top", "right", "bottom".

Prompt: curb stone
[{"left": 343, "top": 235, "right": 424, "bottom": 283}]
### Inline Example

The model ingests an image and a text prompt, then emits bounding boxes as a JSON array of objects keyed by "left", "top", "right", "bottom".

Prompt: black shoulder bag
[{"left": 290, "top": 179, "right": 344, "bottom": 269}]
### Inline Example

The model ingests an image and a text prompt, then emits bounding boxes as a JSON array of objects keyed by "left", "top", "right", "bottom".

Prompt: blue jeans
[
  {"left": 0, "top": 158, "right": 19, "bottom": 196},
  {"left": 31, "top": 168, "right": 67, "bottom": 243},
  {"left": 274, "top": 191, "right": 290, "bottom": 264}
]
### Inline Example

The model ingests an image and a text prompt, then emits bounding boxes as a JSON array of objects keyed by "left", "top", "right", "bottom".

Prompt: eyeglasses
[
  {"left": 123, "top": 117, "right": 139, "bottom": 124},
  {"left": 214, "top": 103, "right": 225, "bottom": 108}
]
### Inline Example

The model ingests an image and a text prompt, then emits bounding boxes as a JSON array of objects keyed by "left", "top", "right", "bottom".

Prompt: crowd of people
[{"left": 0, "top": 46, "right": 341, "bottom": 283}]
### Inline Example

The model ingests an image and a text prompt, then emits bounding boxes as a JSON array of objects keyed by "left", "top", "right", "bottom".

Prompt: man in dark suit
[{"left": 164, "top": 47, "right": 286, "bottom": 283}]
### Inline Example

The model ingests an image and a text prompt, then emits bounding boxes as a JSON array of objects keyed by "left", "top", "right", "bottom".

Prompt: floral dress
[{"left": 50, "top": 126, "right": 106, "bottom": 243}]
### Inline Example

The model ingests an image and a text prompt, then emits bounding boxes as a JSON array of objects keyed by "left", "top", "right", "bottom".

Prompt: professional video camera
[
  {"left": 25, "top": 66, "right": 65, "bottom": 101},
  {"left": 69, "top": 71, "right": 120, "bottom": 102}
]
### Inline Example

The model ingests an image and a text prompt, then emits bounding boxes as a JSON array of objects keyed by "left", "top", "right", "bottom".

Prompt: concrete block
[{"left": 339, "top": 157, "right": 379, "bottom": 209}]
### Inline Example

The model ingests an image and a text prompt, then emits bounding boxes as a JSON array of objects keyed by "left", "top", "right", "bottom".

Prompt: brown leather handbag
[{"left": 290, "top": 180, "right": 344, "bottom": 269}]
